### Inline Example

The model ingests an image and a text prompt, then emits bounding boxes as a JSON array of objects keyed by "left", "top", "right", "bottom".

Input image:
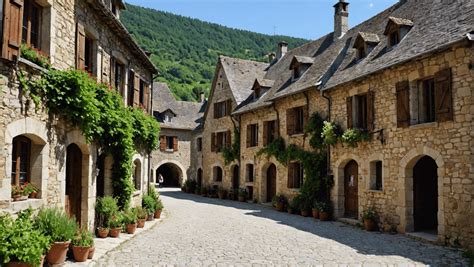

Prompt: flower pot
[
  {"left": 319, "top": 211, "right": 330, "bottom": 221},
  {"left": 364, "top": 219, "right": 377, "bottom": 231},
  {"left": 72, "top": 246, "right": 91, "bottom": 262},
  {"left": 126, "top": 223, "right": 137, "bottom": 234},
  {"left": 28, "top": 192, "right": 38, "bottom": 199},
  {"left": 146, "top": 214, "right": 154, "bottom": 221},
  {"left": 137, "top": 219, "right": 146, "bottom": 228},
  {"left": 88, "top": 247, "right": 95, "bottom": 259},
  {"left": 12, "top": 194, "right": 27, "bottom": 202},
  {"left": 46, "top": 241, "right": 70, "bottom": 265},
  {"left": 238, "top": 196, "right": 246, "bottom": 202},
  {"left": 312, "top": 208, "right": 319, "bottom": 219},
  {"left": 97, "top": 227, "right": 109, "bottom": 238},
  {"left": 300, "top": 210, "right": 310, "bottom": 217},
  {"left": 287, "top": 208, "right": 294, "bottom": 214},
  {"left": 109, "top": 227, "right": 121, "bottom": 238},
  {"left": 154, "top": 210, "right": 162, "bottom": 219},
  {"left": 276, "top": 202, "right": 285, "bottom": 212}
]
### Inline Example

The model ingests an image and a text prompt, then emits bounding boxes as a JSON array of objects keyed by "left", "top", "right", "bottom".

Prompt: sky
[{"left": 124, "top": 0, "right": 398, "bottom": 40}]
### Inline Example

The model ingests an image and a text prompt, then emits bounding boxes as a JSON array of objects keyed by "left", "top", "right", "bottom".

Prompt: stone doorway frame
[
  {"left": 398, "top": 147, "right": 445, "bottom": 243},
  {"left": 332, "top": 154, "right": 362, "bottom": 219},
  {"left": 260, "top": 161, "right": 278, "bottom": 203},
  {"left": 154, "top": 160, "right": 187, "bottom": 186}
]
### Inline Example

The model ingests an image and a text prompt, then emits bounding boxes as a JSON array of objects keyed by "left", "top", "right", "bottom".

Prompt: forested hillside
[{"left": 121, "top": 4, "right": 308, "bottom": 101}]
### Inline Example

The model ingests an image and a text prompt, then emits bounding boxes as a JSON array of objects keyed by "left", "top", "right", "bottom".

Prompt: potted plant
[
  {"left": 218, "top": 187, "right": 227, "bottom": 199},
  {"left": 34, "top": 208, "right": 77, "bottom": 265},
  {"left": 299, "top": 196, "right": 312, "bottom": 217},
  {"left": 272, "top": 195, "right": 288, "bottom": 212},
  {"left": 0, "top": 209, "right": 50, "bottom": 267},
  {"left": 88, "top": 237, "right": 95, "bottom": 260},
  {"left": 154, "top": 199, "right": 164, "bottom": 219},
  {"left": 287, "top": 200, "right": 295, "bottom": 214},
  {"left": 136, "top": 206, "right": 147, "bottom": 228},
  {"left": 11, "top": 184, "right": 29, "bottom": 201},
  {"left": 312, "top": 200, "right": 320, "bottom": 219},
  {"left": 142, "top": 195, "right": 157, "bottom": 221},
  {"left": 108, "top": 212, "right": 123, "bottom": 238},
  {"left": 362, "top": 207, "right": 378, "bottom": 231},
  {"left": 238, "top": 188, "right": 247, "bottom": 202},
  {"left": 95, "top": 196, "right": 118, "bottom": 238},
  {"left": 318, "top": 202, "right": 331, "bottom": 221},
  {"left": 123, "top": 209, "right": 138, "bottom": 234},
  {"left": 72, "top": 228, "right": 93, "bottom": 262},
  {"left": 25, "top": 183, "right": 39, "bottom": 199}
]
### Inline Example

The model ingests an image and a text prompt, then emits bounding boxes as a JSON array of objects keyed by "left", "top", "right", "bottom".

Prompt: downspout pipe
[
  {"left": 319, "top": 82, "right": 332, "bottom": 202},
  {"left": 148, "top": 73, "right": 160, "bottom": 191}
]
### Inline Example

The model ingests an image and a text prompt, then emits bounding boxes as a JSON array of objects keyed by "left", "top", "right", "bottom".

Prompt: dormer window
[
  {"left": 110, "top": 0, "right": 125, "bottom": 18},
  {"left": 252, "top": 79, "right": 274, "bottom": 99},
  {"left": 384, "top": 17, "right": 413, "bottom": 48},
  {"left": 353, "top": 32, "right": 380, "bottom": 60},
  {"left": 290, "top": 56, "right": 314, "bottom": 81}
]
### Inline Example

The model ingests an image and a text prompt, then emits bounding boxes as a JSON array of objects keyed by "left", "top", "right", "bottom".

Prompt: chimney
[
  {"left": 200, "top": 92, "right": 205, "bottom": 103},
  {"left": 276, "top": 41, "right": 288, "bottom": 60},
  {"left": 334, "top": 0, "right": 349, "bottom": 40}
]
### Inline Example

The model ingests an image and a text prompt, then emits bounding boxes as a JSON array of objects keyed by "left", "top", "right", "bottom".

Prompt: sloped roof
[
  {"left": 233, "top": 0, "right": 473, "bottom": 115},
  {"left": 152, "top": 83, "right": 205, "bottom": 130},
  {"left": 292, "top": 56, "right": 315, "bottom": 66},
  {"left": 354, "top": 32, "right": 380, "bottom": 47}
]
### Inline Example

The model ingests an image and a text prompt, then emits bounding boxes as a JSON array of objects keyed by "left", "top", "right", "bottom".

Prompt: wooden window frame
[
  {"left": 263, "top": 120, "right": 277, "bottom": 145},
  {"left": 388, "top": 30, "right": 400, "bottom": 48},
  {"left": 287, "top": 162, "right": 303, "bottom": 189},
  {"left": 84, "top": 35, "right": 95, "bottom": 74},
  {"left": 11, "top": 136, "right": 31, "bottom": 186},
  {"left": 214, "top": 166, "right": 223, "bottom": 182},
  {"left": 22, "top": 0, "right": 41, "bottom": 49},
  {"left": 246, "top": 164, "right": 254, "bottom": 182},
  {"left": 139, "top": 79, "right": 145, "bottom": 106},
  {"left": 165, "top": 136, "right": 174, "bottom": 151},
  {"left": 127, "top": 70, "right": 134, "bottom": 106},
  {"left": 417, "top": 78, "right": 436, "bottom": 124},
  {"left": 114, "top": 60, "right": 125, "bottom": 96},
  {"left": 247, "top": 124, "right": 258, "bottom": 147}
]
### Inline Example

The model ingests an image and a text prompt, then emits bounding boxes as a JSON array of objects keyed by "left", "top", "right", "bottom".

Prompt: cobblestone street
[{"left": 99, "top": 189, "right": 467, "bottom": 266}]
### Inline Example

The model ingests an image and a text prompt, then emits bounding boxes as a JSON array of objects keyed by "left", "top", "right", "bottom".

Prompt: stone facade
[{"left": 0, "top": 0, "right": 156, "bottom": 229}]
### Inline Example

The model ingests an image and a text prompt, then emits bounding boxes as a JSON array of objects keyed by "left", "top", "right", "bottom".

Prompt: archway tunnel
[{"left": 156, "top": 163, "right": 183, "bottom": 187}]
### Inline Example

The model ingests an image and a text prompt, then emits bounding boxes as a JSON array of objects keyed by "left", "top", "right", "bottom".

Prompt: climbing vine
[
  {"left": 222, "top": 127, "right": 240, "bottom": 165},
  {"left": 19, "top": 69, "right": 160, "bottom": 209}
]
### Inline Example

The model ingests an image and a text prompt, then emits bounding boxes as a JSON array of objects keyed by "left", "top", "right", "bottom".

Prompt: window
[
  {"left": 114, "top": 60, "right": 125, "bottom": 96},
  {"left": 133, "top": 159, "right": 141, "bottom": 190},
  {"left": 357, "top": 46, "right": 366, "bottom": 60},
  {"left": 287, "top": 106, "right": 306, "bottom": 135},
  {"left": 347, "top": 92, "right": 374, "bottom": 131},
  {"left": 369, "top": 161, "right": 383, "bottom": 191},
  {"left": 417, "top": 79, "right": 436, "bottom": 124},
  {"left": 213, "top": 166, "right": 223, "bottom": 182},
  {"left": 0, "top": 0, "right": 4, "bottom": 41},
  {"left": 160, "top": 136, "right": 178, "bottom": 152},
  {"left": 11, "top": 136, "right": 31, "bottom": 186},
  {"left": 84, "top": 36, "right": 94, "bottom": 73},
  {"left": 263, "top": 120, "right": 277, "bottom": 145},
  {"left": 246, "top": 124, "right": 258, "bottom": 147},
  {"left": 293, "top": 66, "right": 301, "bottom": 80},
  {"left": 22, "top": 0, "right": 41, "bottom": 48},
  {"left": 246, "top": 164, "right": 254, "bottom": 182},
  {"left": 127, "top": 70, "right": 134, "bottom": 106},
  {"left": 197, "top": 137, "right": 202, "bottom": 152},
  {"left": 139, "top": 79, "right": 145, "bottom": 105},
  {"left": 287, "top": 162, "right": 303, "bottom": 189},
  {"left": 166, "top": 136, "right": 174, "bottom": 150},
  {"left": 389, "top": 31, "right": 400, "bottom": 47},
  {"left": 211, "top": 131, "right": 231, "bottom": 153},
  {"left": 214, "top": 100, "right": 231, "bottom": 119}
]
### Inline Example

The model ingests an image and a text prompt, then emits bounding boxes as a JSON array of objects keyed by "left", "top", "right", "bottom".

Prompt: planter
[
  {"left": 312, "top": 208, "right": 319, "bottom": 219},
  {"left": 146, "top": 214, "right": 154, "bottom": 221},
  {"left": 109, "top": 227, "right": 121, "bottom": 238},
  {"left": 319, "top": 211, "right": 330, "bottom": 221},
  {"left": 6, "top": 256, "right": 44, "bottom": 267},
  {"left": 126, "top": 223, "right": 137, "bottom": 234},
  {"left": 72, "top": 246, "right": 90, "bottom": 263},
  {"left": 276, "top": 202, "right": 285, "bottom": 212},
  {"left": 137, "top": 219, "right": 146, "bottom": 228},
  {"left": 28, "top": 192, "right": 38, "bottom": 199},
  {"left": 300, "top": 210, "right": 310, "bottom": 217},
  {"left": 12, "top": 194, "right": 27, "bottom": 202},
  {"left": 97, "top": 227, "right": 109, "bottom": 238},
  {"left": 154, "top": 210, "right": 162, "bottom": 219},
  {"left": 46, "top": 241, "right": 70, "bottom": 265},
  {"left": 88, "top": 247, "right": 95, "bottom": 259},
  {"left": 364, "top": 219, "right": 377, "bottom": 232},
  {"left": 238, "top": 196, "right": 246, "bottom": 202},
  {"left": 287, "top": 208, "right": 294, "bottom": 214}
]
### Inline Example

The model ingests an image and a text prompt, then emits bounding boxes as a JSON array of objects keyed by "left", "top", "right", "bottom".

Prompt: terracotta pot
[
  {"left": 276, "top": 202, "right": 285, "bottom": 212},
  {"left": 238, "top": 196, "right": 246, "bottom": 202},
  {"left": 154, "top": 210, "right": 162, "bottom": 219},
  {"left": 319, "top": 211, "right": 330, "bottom": 221},
  {"left": 46, "top": 241, "right": 70, "bottom": 265},
  {"left": 72, "top": 246, "right": 90, "bottom": 262},
  {"left": 29, "top": 192, "right": 38, "bottom": 199},
  {"left": 109, "top": 227, "right": 121, "bottom": 238},
  {"left": 88, "top": 247, "right": 95, "bottom": 259},
  {"left": 126, "top": 223, "right": 137, "bottom": 234},
  {"left": 137, "top": 219, "right": 146, "bottom": 228},
  {"left": 364, "top": 219, "right": 377, "bottom": 232},
  {"left": 312, "top": 208, "right": 319, "bottom": 219},
  {"left": 97, "top": 228, "right": 109, "bottom": 238},
  {"left": 6, "top": 256, "right": 44, "bottom": 267},
  {"left": 300, "top": 210, "right": 310, "bottom": 217},
  {"left": 146, "top": 214, "right": 154, "bottom": 221},
  {"left": 287, "top": 208, "right": 294, "bottom": 214}
]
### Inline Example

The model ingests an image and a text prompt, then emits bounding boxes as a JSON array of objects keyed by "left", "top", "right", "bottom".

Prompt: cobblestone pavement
[{"left": 99, "top": 188, "right": 467, "bottom": 266}]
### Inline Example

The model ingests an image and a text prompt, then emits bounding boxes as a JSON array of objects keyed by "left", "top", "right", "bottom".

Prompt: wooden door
[
  {"left": 232, "top": 166, "right": 239, "bottom": 190},
  {"left": 413, "top": 156, "right": 438, "bottom": 232},
  {"left": 266, "top": 164, "right": 277, "bottom": 202},
  {"left": 66, "top": 144, "right": 82, "bottom": 224},
  {"left": 344, "top": 160, "right": 358, "bottom": 218}
]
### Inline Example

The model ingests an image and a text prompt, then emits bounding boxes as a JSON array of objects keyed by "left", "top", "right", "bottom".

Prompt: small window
[
  {"left": 287, "top": 162, "right": 303, "bottom": 189},
  {"left": 214, "top": 100, "right": 231, "bottom": 119},
  {"left": 127, "top": 70, "right": 134, "bottom": 106},
  {"left": 84, "top": 36, "right": 95, "bottom": 74},
  {"left": 114, "top": 61, "right": 125, "bottom": 96},
  {"left": 133, "top": 159, "right": 141, "bottom": 191},
  {"left": 247, "top": 124, "right": 258, "bottom": 147},
  {"left": 389, "top": 31, "right": 400, "bottom": 47},
  {"left": 213, "top": 166, "right": 223, "bottom": 182},
  {"left": 417, "top": 79, "right": 436, "bottom": 124},
  {"left": 263, "top": 120, "right": 277, "bottom": 145},
  {"left": 357, "top": 46, "right": 366, "bottom": 60},
  {"left": 246, "top": 164, "right": 254, "bottom": 182},
  {"left": 166, "top": 136, "right": 174, "bottom": 151},
  {"left": 197, "top": 138, "right": 202, "bottom": 152},
  {"left": 287, "top": 107, "right": 305, "bottom": 135},
  {"left": 22, "top": 0, "right": 41, "bottom": 49},
  {"left": 354, "top": 94, "right": 368, "bottom": 129},
  {"left": 139, "top": 79, "right": 145, "bottom": 105},
  {"left": 369, "top": 161, "right": 383, "bottom": 191},
  {"left": 11, "top": 136, "right": 31, "bottom": 186}
]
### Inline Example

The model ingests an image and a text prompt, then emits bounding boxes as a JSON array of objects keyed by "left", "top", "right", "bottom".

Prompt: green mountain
[{"left": 121, "top": 4, "right": 308, "bottom": 101}]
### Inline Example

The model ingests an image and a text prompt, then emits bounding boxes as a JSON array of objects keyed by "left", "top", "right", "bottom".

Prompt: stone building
[
  {"left": 151, "top": 83, "right": 205, "bottom": 187},
  {"left": 0, "top": 0, "right": 157, "bottom": 229},
  {"left": 193, "top": 0, "right": 474, "bottom": 249}
]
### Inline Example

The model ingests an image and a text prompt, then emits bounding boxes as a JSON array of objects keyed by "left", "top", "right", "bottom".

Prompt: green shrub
[
  {"left": 148, "top": 186, "right": 160, "bottom": 202},
  {"left": 20, "top": 44, "right": 51, "bottom": 69},
  {"left": 0, "top": 210, "right": 50, "bottom": 266},
  {"left": 34, "top": 208, "right": 77, "bottom": 243},
  {"left": 72, "top": 228, "right": 94, "bottom": 247},
  {"left": 135, "top": 206, "right": 147, "bottom": 220},
  {"left": 362, "top": 207, "right": 378, "bottom": 221},
  {"left": 271, "top": 194, "right": 288, "bottom": 207},
  {"left": 321, "top": 121, "right": 341, "bottom": 146},
  {"left": 95, "top": 196, "right": 119, "bottom": 228},
  {"left": 238, "top": 188, "right": 248, "bottom": 198},
  {"left": 142, "top": 195, "right": 157, "bottom": 214},
  {"left": 122, "top": 208, "right": 138, "bottom": 224},
  {"left": 341, "top": 129, "right": 371, "bottom": 148},
  {"left": 155, "top": 199, "right": 164, "bottom": 211},
  {"left": 109, "top": 212, "right": 123, "bottom": 229}
]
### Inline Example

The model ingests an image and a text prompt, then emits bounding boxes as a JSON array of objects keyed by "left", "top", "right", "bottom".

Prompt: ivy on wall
[
  {"left": 19, "top": 68, "right": 160, "bottom": 209},
  {"left": 222, "top": 127, "right": 240, "bottom": 165}
]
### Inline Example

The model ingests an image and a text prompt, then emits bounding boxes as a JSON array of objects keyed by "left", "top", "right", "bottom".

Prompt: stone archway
[
  {"left": 66, "top": 143, "right": 83, "bottom": 224},
  {"left": 413, "top": 156, "right": 438, "bottom": 232},
  {"left": 266, "top": 164, "right": 277, "bottom": 203},
  {"left": 333, "top": 154, "right": 363, "bottom": 218},
  {"left": 156, "top": 162, "right": 184, "bottom": 188}
]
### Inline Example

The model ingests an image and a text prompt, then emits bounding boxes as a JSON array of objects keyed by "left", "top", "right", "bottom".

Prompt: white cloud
[{"left": 368, "top": 3, "right": 374, "bottom": 8}]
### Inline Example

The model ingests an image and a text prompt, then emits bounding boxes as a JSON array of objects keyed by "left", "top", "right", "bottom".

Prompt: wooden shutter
[
  {"left": 263, "top": 121, "right": 268, "bottom": 145},
  {"left": 159, "top": 136, "right": 165, "bottom": 151},
  {"left": 110, "top": 57, "right": 115, "bottom": 87},
  {"left": 367, "top": 91, "right": 375, "bottom": 131},
  {"left": 246, "top": 125, "right": 251, "bottom": 148},
  {"left": 346, "top": 96, "right": 353, "bottom": 129},
  {"left": 75, "top": 22, "right": 86, "bottom": 70},
  {"left": 226, "top": 130, "right": 232, "bottom": 148},
  {"left": 144, "top": 83, "right": 150, "bottom": 111},
  {"left": 213, "top": 103, "right": 218, "bottom": 118},
  {"left": 396, "top": 81, "right": 410, "bottom": 128},
  {"left": 275, "top": 119, "right": 280, "bottom": 138},
  {"left": 303, "top": 105, "right": 309, "bottom": 129},
  {"left": 1, "top": 0, "right": 23, "bottom": 60},
  {"left": 286, "top": 109, "right": 295, "bottom": 136},
  {"left": 173, "top": 136, "right": 178, "bottom": 151},
  {"left": 287, "top": 163, "right": 294, "bottom": 188},
  {"left": 226, "top": 100, "right": 232, "bottom": 116},
  {"left": 211, "top": 133, "right": 216, "bottom": 152},
  {"left": 133, "top": 75, "right": 140, "bottom": 107},
  {"left": 434, "top": 68, "right": 453, "bottom": 122}
]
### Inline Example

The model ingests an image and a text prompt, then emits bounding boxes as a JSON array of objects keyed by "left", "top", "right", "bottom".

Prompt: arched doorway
[
  {"left": 344, "top": 160, "right": 358, "bottom": 218},
  {"left": 197, "top": 168, "right": 203, "bottom": 188},
  {"left": 232, "top": 165, "right": 239, "bottom": 190},
  {"left": 66, "top": 144, "right": 82, "bottom": 224},
  {"left": 266, "top": 164, "right": 277, "bottom": 202},
  {"left": 413, "top": 156, "right": 438, "bottom": 232},
  {"left": 133, "top": 159, "right": 142, "bottom": 191},
  {"left": 156, "top": 163, "right": 182, "bottom": 187}
]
